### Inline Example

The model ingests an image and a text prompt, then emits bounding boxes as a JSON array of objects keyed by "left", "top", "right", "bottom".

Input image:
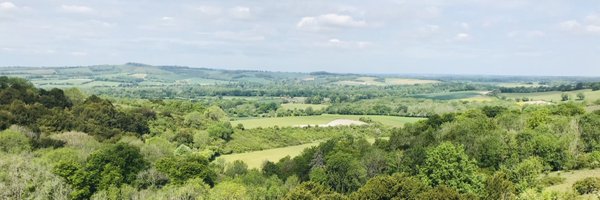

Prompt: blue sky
[{"left": 1, "top": 0, "right": 599, "bottom": 76}]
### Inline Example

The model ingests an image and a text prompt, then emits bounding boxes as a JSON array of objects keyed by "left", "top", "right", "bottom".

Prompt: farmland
[
  {"left": 220, "top": 141, "right": 321, "bottom": 169},
  {"left": 231, "top": 114, "right": 425, "bottom": 129},
  {"left": 501, "top": 89, "right": 600, "bottom": 102}
]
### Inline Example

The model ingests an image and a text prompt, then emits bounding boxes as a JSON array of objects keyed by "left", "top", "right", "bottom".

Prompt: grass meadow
[
  {"left": 231, "top": 114, "right": 424, "bottom": 129},
  {"left": 501, "top": 89, "right": 600, "bottom": 103}
]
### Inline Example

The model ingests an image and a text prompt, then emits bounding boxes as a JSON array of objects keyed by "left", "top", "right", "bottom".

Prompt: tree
[
  {"left": 0, "top": 129, "right": 31, "bottom": 153},
  {"left": 577, "top": 92, "right": 586, "bottom": 100},
  {"left": 209, "top": 181, "right": 249, "bottom": 200},
  {"left": 418, "top": 142, "right": 483, "bottom": 195},
  {"left": 54, "top": 143, "right": 148, "bottom": 199},
  {"left": 225, "top": 160, "right": 248, "bottom": 177},
  {"left": 579, "top": 113, "right": 600, "bottom": 152},
  {"left": 155, "top": 154, "right": 216, "bottom": 186},
  {"left": 324, "top": 152, "right": 367, "bottom": 193},
  {"left": 573, "top": 177, "right": 600, "bottom": 195},
  {"left": 350, "top": 173, "right": 427, "bottom": 200},
  {"left": 417, "top": 186, "right": 471, "bottom": 200},
  {"left": 284, "top": 181, "right": 337, "bottom": 200},
  {"left": 561, "top": 93, "right": 570, "bottom": 101},
  {"left": 484, "top": 172, "right": 516, "bottom": 200},
  {"left": 207, "top": 122, "right": 234, "bottom": 141},
  {"left": 508, "top": 157, "right": 544, "bottom": 192}
]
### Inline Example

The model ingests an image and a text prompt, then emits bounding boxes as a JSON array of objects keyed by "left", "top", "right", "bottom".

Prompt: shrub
[
  {"left": 0, "top": 129, "right": 30, "bottom": 153},
  {"left": 573, "top": 177, "right": 600, "bottom": 195}
]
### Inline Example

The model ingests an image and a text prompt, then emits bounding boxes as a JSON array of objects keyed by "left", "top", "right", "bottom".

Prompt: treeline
[
  {"left": 92, "top": 82, "right": 493, "bottom": 102},
  {"left": 0, "top": 77, "right": 152, "bottom": 140},
  {"left": 500, "top": 82, "right": 600, "bottom": 93}
]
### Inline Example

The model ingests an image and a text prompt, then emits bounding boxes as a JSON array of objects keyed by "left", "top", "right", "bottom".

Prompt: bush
[
  {"left": 573, "top": 177, "right": 600, "bottom": 195},
  {"left": 0, "top": 129, "right": 31, "bottom": 153}
]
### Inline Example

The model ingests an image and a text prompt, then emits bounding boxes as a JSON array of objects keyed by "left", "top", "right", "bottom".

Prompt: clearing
[
  {"left": 220, "top": 137, "right": 384, "bottom": 169},
  {"left": 220, "top": 141, "right": 321, "bottom": 169},
  {"left": 543, "top": 168, "right": 600, "bottom": 198},
  {"left": 231, "top": 114, "right": 424, "bottom": 129}
]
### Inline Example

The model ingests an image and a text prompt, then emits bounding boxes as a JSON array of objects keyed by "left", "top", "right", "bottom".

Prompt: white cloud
[
  {"left": 196, "top": 5, "right": 222, "bottom": 16},
  {"left": 161, "top": 16, "right": 174, "bottom": 21},
  {"left": 0, "top": 1, "right": 16, "bottom": 10},
  {"left": 325, "top": 38, "right": 371, "bottom": 49},
  {"left": 297, "top": 14, "right": 367, "bottom": 31},
  {"left": 70, "top": 51, "right": 88, "bottom": 56},
  {"left": 230, "top": 6, "right": 251, "bottom": 19},
  {"left": 61, "top": 5, "right": 93, "bottom": 13},
  {"left": 416, "top": 6, "right": 441, "bottom": 19},
  {"left": 214, "top": 30, "right": 265, "bottom": 42},
  {"left": 560, "top": 15, "right": 600, "bottom": 35},
  {"left": 560, "top": 20, "right": 582, "bottom": 31},
  {"left": 507, "top": 30, "right": 545, "bottom": 38},
  {"left": 585, "top": 14, "right": 600, "bottom": 24},
  {"left": 454, "top": 33, "right": 471, "bottom": 41},
  {"left": 460, "top": 22, "right": 470, "bottom": 30}
]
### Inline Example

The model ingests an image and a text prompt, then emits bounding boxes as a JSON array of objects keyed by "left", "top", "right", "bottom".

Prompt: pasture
[
  {"left": 231, "top": 114, "right": 424, "bottom": 129},
  {"left": 220, "top": 141, "right": 321, "bottom": 169},
  {"left": 221, "top": 137, "right": 385, "bottom": 169}
]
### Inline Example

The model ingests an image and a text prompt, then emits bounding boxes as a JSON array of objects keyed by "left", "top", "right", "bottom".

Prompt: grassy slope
[
  {"left": 544, "top": 168, "right": 600, "bottom": 198},
  {"left": 231, "top": 114, "right": 424, "bottom": 129},
  {"left": 221, "top": 138, "right": 382, "bottom": 169},
  {"left": 220, "top": 141, "right": 321, "bottom": 169}
]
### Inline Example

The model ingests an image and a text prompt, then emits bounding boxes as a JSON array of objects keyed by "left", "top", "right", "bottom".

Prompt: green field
[
  {"left": 335, "top": 77, "right": 440, "bottom": 86},
  {"left": 280, "top": 103, "right": 328, "bottom": 111},
  {"left": 501, "top": 89, "right": 600, "bottom": 103},
  {"left": 221, "top": 137, "right": 383, "bottom": 169},
  {"left": 220, "top": 141, "right": 321, "bottom": 169},
  {"left": 231, "top": 114, "right": 424, "bottom": 129}
]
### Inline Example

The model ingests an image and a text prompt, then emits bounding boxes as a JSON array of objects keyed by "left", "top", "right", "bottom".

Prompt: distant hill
[{"left": 0, "top": 64, "right": 442, "bottom": 89}]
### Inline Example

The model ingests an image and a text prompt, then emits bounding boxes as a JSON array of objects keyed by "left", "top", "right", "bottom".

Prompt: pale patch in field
[
  {"left": 384, "top": 78, "right": 440, "bottom": 85},
  {"left": 129, "top": 73, "right": 147, "bottom": 79},
  {"left": 297, "top": 119, "right": 367, "bottom": 127},
  {"left": 522, "top": 100, "right": 553, "bottom": 105}
]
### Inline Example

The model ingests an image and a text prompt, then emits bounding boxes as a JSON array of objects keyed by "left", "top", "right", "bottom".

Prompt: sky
[{"left": 1, "top": 0, "right": 599, "bottom": 76}]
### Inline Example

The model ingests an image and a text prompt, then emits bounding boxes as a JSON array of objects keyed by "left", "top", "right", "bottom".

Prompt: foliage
[
  {"left": 155, "top": 154, "right": 216, "bottom": 186},
  {"left": 573, "top": 177, "right": 600, "bottom": 195},
  {"left": 53, "top": 143, "right": 148, "bottom": 199},
  {"left": 0, "top": 129, "right": 31, "bottom": 153},
  {"left": 418, "top": 142, "right": 483, "bottom": 195}
]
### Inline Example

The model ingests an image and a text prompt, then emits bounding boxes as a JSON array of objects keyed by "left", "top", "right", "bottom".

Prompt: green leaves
[
  {"left": 53, "top": 143, "right": 148, "bottom": 199},
  {"left": 155, "top": 154, "right": 216, "bottom": 186},
  {"left": 418, "top": 142, "right": 483, "bottom": 195}
]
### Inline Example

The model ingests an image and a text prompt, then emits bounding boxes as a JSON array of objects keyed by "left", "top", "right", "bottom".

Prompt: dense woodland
[{"left": 3, "top": 75, "right": 600, "bottom": 199}]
